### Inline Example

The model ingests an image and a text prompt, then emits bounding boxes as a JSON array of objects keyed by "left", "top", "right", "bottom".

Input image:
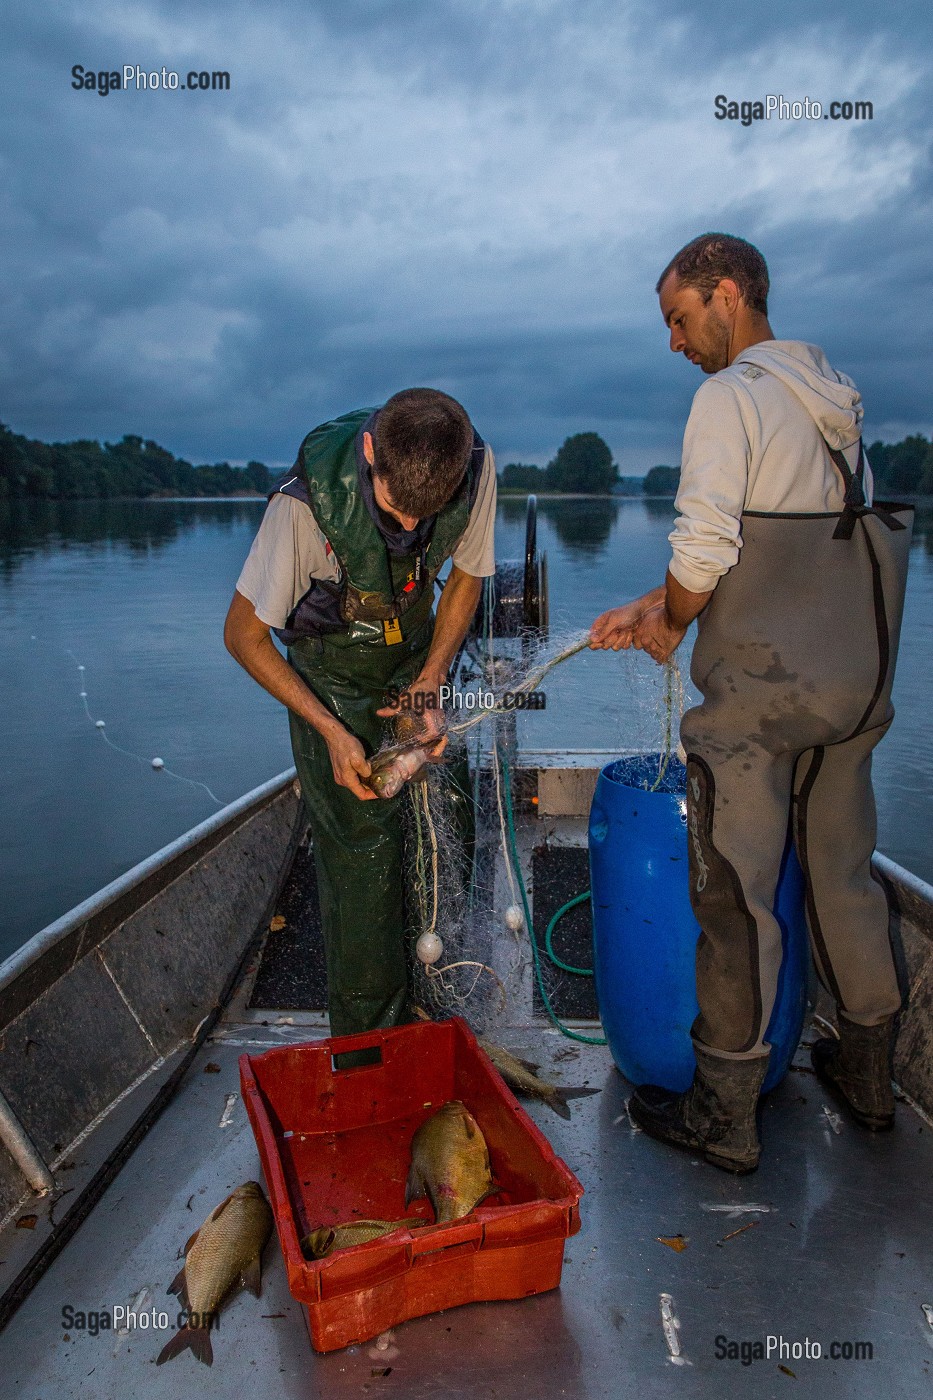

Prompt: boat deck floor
[{"left": 5, "top": 1010, "right": 933, "bottom": 1398}]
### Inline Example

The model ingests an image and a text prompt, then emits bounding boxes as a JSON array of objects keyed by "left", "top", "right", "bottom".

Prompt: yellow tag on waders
[{"left": 383, "top": 617, "right": 403, "bottom": 645}]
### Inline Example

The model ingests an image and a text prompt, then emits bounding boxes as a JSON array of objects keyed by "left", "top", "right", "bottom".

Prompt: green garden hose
[
  {"left": 545, "top": 891, "right": 594, "bottom": 976},
  {"left": 498, "top": 746, "right": 606, "bottom": 1046}
]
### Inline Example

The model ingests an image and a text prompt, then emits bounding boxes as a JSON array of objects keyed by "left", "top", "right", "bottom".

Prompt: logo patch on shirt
[{"left": 741, "top": 365, "right": 765, "bottom": 381}]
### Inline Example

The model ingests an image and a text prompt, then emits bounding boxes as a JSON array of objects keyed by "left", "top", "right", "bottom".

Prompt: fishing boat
[{"left": 1, "top": 502, "right": 932, "bottom": 1395}]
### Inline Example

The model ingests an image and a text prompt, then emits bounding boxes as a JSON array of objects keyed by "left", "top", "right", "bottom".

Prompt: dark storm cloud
[{"left": 0, "top": 1, "right": 930, "bottom": 471}]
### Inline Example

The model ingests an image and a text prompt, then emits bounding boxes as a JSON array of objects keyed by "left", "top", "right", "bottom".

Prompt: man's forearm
[
  {"left": 664, "top": 569, "right": 714, "bottom": 630},
  {"left": 225, "top": 617, "right": 344, "bottom": 742},
  {"left": 418, "top": 567, "right": 483, "bottom": 685}
]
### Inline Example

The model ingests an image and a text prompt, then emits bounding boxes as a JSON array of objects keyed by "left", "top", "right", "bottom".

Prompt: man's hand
[
  {"left": 407, "top": 675, "right": 449, "bottom": 761},
  {"left": 632, "top": 603, "right": 688, "bottom": 664},
  {"left": 224, "top": 590, "right": 379, "bottom": 798},
  {"left": 325, "top": 726, "right": 378, "bottom": 800},
  {"left": 589, "top": 572, "right": 712, "bottom": 664},
  {"left": 376, "top": 675, "right": 449, "bottom": 761},
  {"left": 589, "top": 586, "right": 666, "bottom": 650}
]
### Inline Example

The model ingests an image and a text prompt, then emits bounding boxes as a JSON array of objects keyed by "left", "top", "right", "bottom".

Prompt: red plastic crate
[{"left": 239, "top": 1016, "right": 583, "bottom": 1351}]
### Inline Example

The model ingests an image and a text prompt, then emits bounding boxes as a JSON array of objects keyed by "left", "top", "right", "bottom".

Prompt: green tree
[
  {"left": 546, "top": 433, "right": 617, "bottom": 493},
  {"left": 884, "top": 435, "right": 928, "bottom": 493},
  {"left": 918, "top": 442, "right": 933, "bottom": 494},
  {"left": 245, "top": 460, "right": 271, "bottom": 493},
  {"left": 499, "top": 462, "right": 546, "bottom": 490},
  {"left": 643, "top": 465, "right": 680, "bottom": 496},
  {"left": 867, "top": 436, "right": 931, "bottom": 494}
]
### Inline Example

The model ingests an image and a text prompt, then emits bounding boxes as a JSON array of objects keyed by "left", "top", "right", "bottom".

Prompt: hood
[{"left": 732, "top": 341, "right": 863, "bottom": 451}]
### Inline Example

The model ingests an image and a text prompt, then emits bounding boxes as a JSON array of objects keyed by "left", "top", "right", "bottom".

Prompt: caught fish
[
  {"left": 301, "top": 1217, "right": 425, "bottom": 1259},
  {"left": 365, "top": 712, "right": 447, "bottom": 798},
  {"left": 405, "top": 1100, "right": 497, "bottom": 1224},
  {"left": 479, "top": 1038, "right": 601, "bottom": 1121},
  {"left": 156, "top": 1181, "right": 273, "bottom": 1367},
  {"left": 365, "top": 741, "right": 434, "bottom": 798}
]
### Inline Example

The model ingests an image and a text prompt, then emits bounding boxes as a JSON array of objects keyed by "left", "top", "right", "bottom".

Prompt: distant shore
[
  {"left": 0, "top": 492, "right": 268, "bottom": 504},
  {"left": 498, "top": 488, "right": 676, "bottom": 500}
]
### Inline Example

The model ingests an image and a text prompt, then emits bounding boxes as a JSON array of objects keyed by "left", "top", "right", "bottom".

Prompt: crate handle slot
[
  {"left": 329, "top": 1052, "right": 383, "bottom": 1069},
  {"left": 329, "top": 1041, "right": 385, "bottom": 1073},
  {"left": 407, "top": 1219, "right": 483, "bottom": 1261}
]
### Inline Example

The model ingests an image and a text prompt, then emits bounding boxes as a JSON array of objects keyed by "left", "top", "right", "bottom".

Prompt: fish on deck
[
  {"left": 479, "top": 1039, "right": 601, "bottom": 1120},
  {"left": 156, "top": 1181, "right": 273, "bottom": 1367}
]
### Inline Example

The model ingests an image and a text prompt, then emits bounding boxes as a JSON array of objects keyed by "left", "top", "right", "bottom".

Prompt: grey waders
[{"left": 630, "top": 439, "right": 912, "bottom": 1164}]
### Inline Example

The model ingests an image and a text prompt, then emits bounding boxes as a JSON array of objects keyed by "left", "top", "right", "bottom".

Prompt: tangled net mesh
[{"left": 391, "top": 622, "right": 692, "bottom": 1035}]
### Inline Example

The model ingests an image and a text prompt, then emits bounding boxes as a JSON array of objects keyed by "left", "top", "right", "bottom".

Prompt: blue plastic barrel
[{"left": 588, "top": 754, "right": 808, "bottom": 1094}]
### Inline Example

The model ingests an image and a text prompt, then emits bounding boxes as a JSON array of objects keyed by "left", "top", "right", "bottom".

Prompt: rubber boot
[
  {"left": 628, "top": 1045, "right": 768, "bottom": 1174},
  {"left": 810, "top": 1013, "right": 895, "bottom": 1131}
]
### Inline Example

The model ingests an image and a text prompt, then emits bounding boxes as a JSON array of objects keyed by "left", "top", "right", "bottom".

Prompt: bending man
[{"left": 226, "top": 388, "right": 496, "bottom": 1037}]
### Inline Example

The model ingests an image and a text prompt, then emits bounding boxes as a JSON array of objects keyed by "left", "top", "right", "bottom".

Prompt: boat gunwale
[{"left": 0, "top": 768, "right": 298, "bottom": 1023}]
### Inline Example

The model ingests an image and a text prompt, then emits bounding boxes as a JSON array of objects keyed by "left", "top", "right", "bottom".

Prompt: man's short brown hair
[
  {"left": 656, "top": 233, "right": 770, "bottom": 315},
  {"left": 372, "top": 388, "right": 473, "bottom": 518}
]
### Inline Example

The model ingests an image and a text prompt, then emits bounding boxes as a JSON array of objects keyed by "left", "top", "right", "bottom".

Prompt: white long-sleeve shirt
[{"left": 669, "top": 341, "right": 873, "bottom": 594}]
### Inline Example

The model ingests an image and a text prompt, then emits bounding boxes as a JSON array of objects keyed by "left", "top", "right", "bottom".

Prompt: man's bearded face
[{"left": 660, "top": 275, "right": 732, "bottom": 375}]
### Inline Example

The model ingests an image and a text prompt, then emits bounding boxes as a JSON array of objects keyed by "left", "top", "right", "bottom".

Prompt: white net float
[{"left": 415, "top": 932, "right": 444, "bottom": 966}]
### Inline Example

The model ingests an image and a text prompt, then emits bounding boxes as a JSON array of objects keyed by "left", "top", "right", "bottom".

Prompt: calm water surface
[{"left": 1, "top": 496, "right": 931, "bottom": 963}]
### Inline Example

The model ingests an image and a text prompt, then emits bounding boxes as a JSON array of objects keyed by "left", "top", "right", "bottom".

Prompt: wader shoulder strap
[{"left": 822, "top": 439, "right": 907, "bottom": 540}]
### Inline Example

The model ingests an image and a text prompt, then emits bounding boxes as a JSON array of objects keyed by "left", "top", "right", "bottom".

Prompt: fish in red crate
[
  {"left": 301, "top": 1218, "right": 426, "bottom": 1258},
  {"left": 405, "top": 1100, "right": 498, "bottom": 1224}
]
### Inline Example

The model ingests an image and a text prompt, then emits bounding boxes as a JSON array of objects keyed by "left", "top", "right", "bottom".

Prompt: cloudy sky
[{"left": 1, "top": 1, "right": 931, "bottom": 471}]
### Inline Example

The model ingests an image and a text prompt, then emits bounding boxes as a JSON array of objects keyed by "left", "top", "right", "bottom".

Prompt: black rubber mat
[
  {"left": 247, "top": 837, "right": 328, "bottom": 1011},
  {"left": 531, "top": 844, "right": 599, "bottom": 1020},
  {"left": 247, "top": 788, "right": 496, "bottom": 1014}
]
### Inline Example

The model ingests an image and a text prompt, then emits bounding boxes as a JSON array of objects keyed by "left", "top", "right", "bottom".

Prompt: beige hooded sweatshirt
[{"left": 668, "top": 340, "right": 873, "bottom": 594}]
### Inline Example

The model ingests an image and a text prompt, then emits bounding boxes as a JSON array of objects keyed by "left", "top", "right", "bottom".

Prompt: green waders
[{"left": 287, "top": 617, "right": 474, "bottom": 1039}]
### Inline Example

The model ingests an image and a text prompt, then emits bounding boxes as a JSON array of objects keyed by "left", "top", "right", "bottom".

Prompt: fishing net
[{"left": 390, "top": 613, "right": 692, "bottom": 1036}]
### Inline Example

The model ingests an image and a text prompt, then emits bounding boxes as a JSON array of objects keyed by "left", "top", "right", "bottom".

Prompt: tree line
[
  {"left": 3, "top": 418, "right": 930, "bottom": 502},
  {"left": 867, "top": 436, "right": 933, "bottom": 495},
  {"left": 499, "top": 432, "right": 933, "bottom": 497},
  {"left": 0, "top": 422, "right": 272, "bottom": 500},
  {"left": 499, "top": 433, "right": 619, "bottom": 493}
]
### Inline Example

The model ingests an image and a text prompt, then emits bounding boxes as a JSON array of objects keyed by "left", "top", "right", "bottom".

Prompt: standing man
[
  {"left": 225, "top": 388, "right": 496, "bottom": 1037},
  {"left": 590, "top": 234, "right": 912, "bottom": 1173}
]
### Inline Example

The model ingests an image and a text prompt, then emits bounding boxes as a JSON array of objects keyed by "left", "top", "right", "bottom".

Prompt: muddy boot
[
  {"left": 628, "top": 1045, "right": 768, "bottom": 1174},
  {"left": 810, "top": 1014, "right": 895, "bottom": 1131}
]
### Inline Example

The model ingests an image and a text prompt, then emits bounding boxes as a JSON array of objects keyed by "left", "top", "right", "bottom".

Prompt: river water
[{"left": 1, "top": 496, "right": 931, "bottom": 963}]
